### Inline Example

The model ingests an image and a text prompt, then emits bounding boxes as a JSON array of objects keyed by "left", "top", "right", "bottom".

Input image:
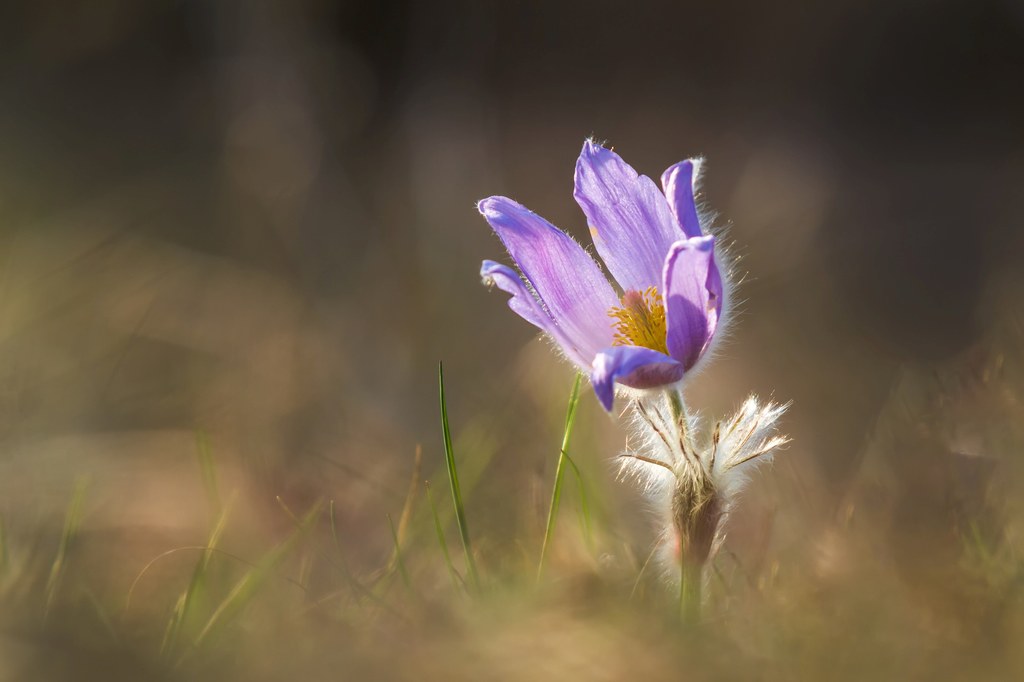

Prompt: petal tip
[
  {"left": 477, "top": 196, "right": 502, "bottom": 217},
  {"left": 668, "top": 234, "right": 715, "bottom": 259},
  {"left": 580, "top": 138, "right": 613, "bottom": 162},
  {"left": 479, "top": 259, "right": 500, "bottom": 279}
]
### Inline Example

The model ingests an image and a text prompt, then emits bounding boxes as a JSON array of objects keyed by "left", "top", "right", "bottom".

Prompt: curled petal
[
  {"left": 478, "top": 197, "right": 618, "bottom": 364},
  {"left": 573, "top": 140, "right": 681, "bottom": 292},
  {"left": 590, "top": 346, "right": 684, "bottom": 412},
  {"left": 480, "top": 261, "right": 586, "bottom": 365},
  {"left": 663, "top": 235, "right": 722, "bottom": 369},
  {"left": 660, "top": 158, "right": 704, "bottom": 239}
]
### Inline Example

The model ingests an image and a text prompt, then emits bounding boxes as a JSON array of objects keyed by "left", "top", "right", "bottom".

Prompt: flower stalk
[
  {"left": 680, "top": 557, "right": 703, "bottom": 625},
  {"left": 624, "top": 388, "right": 788, "bottom": 621}
]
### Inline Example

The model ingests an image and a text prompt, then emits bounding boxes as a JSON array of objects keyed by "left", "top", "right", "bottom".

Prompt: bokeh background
[{"left": 2, "top": 0, "right": 1024, "bottom": 679}]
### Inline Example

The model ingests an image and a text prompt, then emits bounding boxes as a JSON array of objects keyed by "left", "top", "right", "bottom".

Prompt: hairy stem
[
  {"left": 680, "top": 559, "right": 703, "bottom": 624},
  {"left": 666, "top": 387, "right": 701, "bottom": 474}
]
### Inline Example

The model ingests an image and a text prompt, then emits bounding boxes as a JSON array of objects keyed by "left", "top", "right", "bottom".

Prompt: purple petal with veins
[
  {"left": 478, "top": 196, "right": 617, "bottom": 364},
  {"left": 573, "top": 141, "right": 681, "bottom": 292}
]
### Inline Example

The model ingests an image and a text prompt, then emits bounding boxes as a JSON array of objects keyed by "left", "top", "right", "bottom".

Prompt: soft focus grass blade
[
  {"left": 161, "top": 496, "right": 233, "bottom": 658},
  {"left": 425, "top": 481, "right": 461, "bottom": 591},
  {"left": 387, "top": 514, "right": 413, "bottom": 594},
  {"left": 398, "top": 446, "right": 423, "bottom": 543},
  {"left": 537, "top": 373, "right": 583, "bottom": 581},
  {"left": 161, "top": 434, "right": 229, "bottom": 657},
  {"left": 192, "top": 500, "right": 322, "bottom": 652},
  {"left": 562, "top": 451, "right": 592, "bottom": 550},
  {"left": 283, "top": 498, "right": 387, "bottom": 614},
  {"left": 329, "top": 500, "right": 344, "bottom": 557},
  {"left": 281, "top": 497, "right": 387, "bottom": 614},
  {"left": 423, "top": 419, "right": 498, "bottom": 539},
  {"left": 630, "top": 543, "right": 661, "bottom": 601},
  {"left": 385, "top": 446, "right": 422, "bottom": 576},
  {"left": 327, "top": 500, "right": 379, "bottom": 603},
  {"left": 84, "top": 587, "right": 120, "bottom": 644},
  {"left": 438, "top": 362, "right": 479, "bottom": 591},
  {"left": 44, "top": 476, "right": 88, "bottom": 622},
  {"left": 0, "top": 514, "right": 7, "bottom": 575},
  {"left": 328, "top": 500, "right": 366, "bottom": 598}
]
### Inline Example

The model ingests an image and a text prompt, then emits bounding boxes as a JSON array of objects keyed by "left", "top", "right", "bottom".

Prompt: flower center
[{"left": 608, "top": 286, "right": 668, "bottom": 354}]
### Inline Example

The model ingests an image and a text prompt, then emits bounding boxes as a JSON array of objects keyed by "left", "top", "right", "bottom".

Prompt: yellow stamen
[{"left": 608, "top": 286, "right": 668, "bottom": 354}]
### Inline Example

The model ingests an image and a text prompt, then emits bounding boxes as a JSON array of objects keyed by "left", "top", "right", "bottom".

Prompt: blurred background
[{"left": 1, "top": 0, "right": 1024, "bottom": 679}]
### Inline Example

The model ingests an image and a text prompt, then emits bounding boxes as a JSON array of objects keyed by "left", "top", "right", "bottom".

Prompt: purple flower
[{"left": 478, "top": 140, "right": 724, "bottom": 412}]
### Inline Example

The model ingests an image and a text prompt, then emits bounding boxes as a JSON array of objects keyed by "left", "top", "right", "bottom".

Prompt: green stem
[
  {"left": 666, "top": 387, "right": 699, "bottom": 470},
  {"left": 680, "top": 559, "right": 703, "bottom": 624},
  {"left": 537, "top": 373, "right": 583, "bottom": 582},
  {"left": 668, "top": 386, "right": 703, "bottom": 623},
  {"left": 438, "top": 362, "right": 480, "bottom": 591},
  {"left": 667, "top": 387, "right": 690, "bottom": 438}
]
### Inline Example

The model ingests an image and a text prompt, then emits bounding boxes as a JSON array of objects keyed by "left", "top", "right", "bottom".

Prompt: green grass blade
[
  {"left": 537, "top": 373, "right": 583, "bottom": 581},
  {"left": 44, "top": 476, "right": 89, "bottom": 622},
  {"left": 273, "top": 498, "right": 385, "bottom": 613},
  {"left": 438, "top": 362, "right": 479, "bottom": 591},
  {"left": 561, "top": 450, "right": 592, "bottom": 550},
  {"left": 161, "top": 495, "right": 234, "bottom": 658},
  {"left": 161, "top": 437, "right": 228, "bottom": 657},
  {"left": 306, "top": 499, "right": 382, "bottom": 608},
  {"left": 192, "top": 500, "right": 322, "bottom": 652},
  {"left": 425, "top": 481, "right": 461, "bottom": 591}
]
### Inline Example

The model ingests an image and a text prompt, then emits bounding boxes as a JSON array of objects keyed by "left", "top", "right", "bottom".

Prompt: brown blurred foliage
[{"left": 1, "top": 0, "right": 1023, "bottom": 679}]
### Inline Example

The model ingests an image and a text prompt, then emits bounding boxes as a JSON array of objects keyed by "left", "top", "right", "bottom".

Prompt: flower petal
[
  {"left": 573, "top": 140, "right": 681, "bottom": 292},
  {"left": 663, "top": 235, "right": 722, "bottom": 370},
  {"left": 480, "top": 260, "right": 585, "bottom": 365},
  {"left": 660, "top": 158, "right": 704, "bottom": 239},
  {"left": 478, "top": 196, "right": 617, "bottom": 364},
  {"left": 590, "top": 346, "right": 684, "bottom": 412}
]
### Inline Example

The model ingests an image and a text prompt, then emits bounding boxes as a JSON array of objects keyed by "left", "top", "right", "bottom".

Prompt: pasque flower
[
  {"left": 478, "top": 140, "right": 725, "bottom": 411},
  {"left": 478, "top": 139, "right": 789, "bottom": 618}
]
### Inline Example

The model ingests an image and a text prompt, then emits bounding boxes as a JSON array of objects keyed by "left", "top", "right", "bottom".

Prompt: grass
[
  {"left": 386, "top": 514, "right": 413, "bottom": 594},
  {"left": 0, "top": 514, "right": 7, "bottom": 576},
  {"left": 43, "top": 476, "right": 89, "bottom": 622},
  {"left": 159, "top": 495, "right": 232, "bottom": 659},
  {"left": 438, "top": 361, "right": 480, "bottom": 591},
  {"left": 425, "top": 480, "right": 461, "bottom": 591},
  {"left": 191, "top": 499, "right": 323, "bottom": 652},
  {"left": 159, "top": 437, "right": 231, "bottom": 658},
  {"left": 537, "top": 372, "right": 584, "bottom": 581},
  {"left": 3, "top": 340, "right": 1024, "bottom": 682}
]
